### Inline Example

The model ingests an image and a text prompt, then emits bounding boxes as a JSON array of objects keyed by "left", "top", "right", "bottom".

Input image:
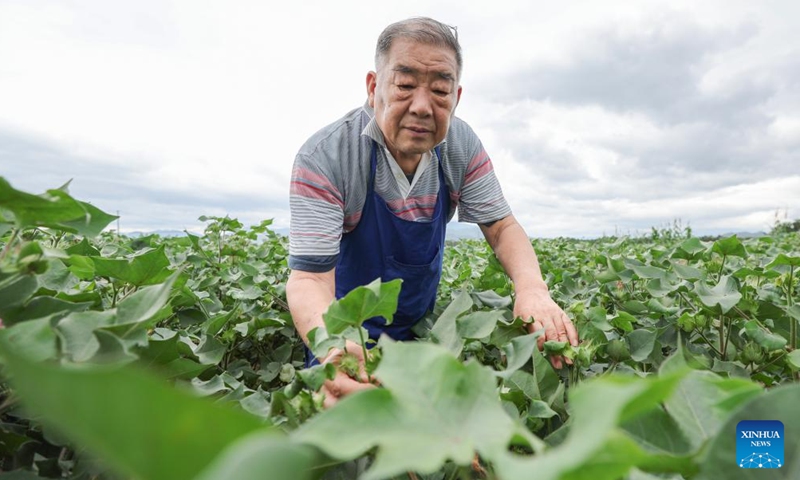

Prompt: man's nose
[{"left": 408, "top": 88, "right": 433, "bottom": 117}]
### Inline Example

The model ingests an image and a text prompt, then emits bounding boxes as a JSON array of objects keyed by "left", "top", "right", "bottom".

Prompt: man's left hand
[{"left": 514, "top": 289, "right": 579, "bottom": 369}]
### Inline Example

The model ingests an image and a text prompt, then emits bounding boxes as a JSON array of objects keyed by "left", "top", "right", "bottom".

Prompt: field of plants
[{"left": 1, "top": 177, "right": 799, "bottom": 480}]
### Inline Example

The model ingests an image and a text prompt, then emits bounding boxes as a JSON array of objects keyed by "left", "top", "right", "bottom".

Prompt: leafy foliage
[{"left": 1, "top": 177, "right": 799, "bottom": 479}]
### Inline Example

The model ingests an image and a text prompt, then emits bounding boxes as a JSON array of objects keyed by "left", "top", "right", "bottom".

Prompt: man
[{"left": 286, "top": 17, "right": 578, "bottom": 407}]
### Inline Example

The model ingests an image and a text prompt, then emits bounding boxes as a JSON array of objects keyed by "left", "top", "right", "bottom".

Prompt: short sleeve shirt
[{"left": 288, "top": 103, "right": 511, "bottom": 272}]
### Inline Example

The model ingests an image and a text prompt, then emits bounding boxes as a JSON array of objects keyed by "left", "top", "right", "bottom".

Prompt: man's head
[
  {"left": 367, "top": 17, "right": 463, "bottom": 167},
  {"left": 375, "top": 17, "right": 462, "bottom": 80}
]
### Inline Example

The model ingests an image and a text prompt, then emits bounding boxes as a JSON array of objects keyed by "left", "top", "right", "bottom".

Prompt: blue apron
[{"left": 306, "top": 141, "right": 448, "bottom": 365}]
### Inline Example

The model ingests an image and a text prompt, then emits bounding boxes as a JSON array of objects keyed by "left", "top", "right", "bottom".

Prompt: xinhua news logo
[{"left": 737, "top": 420, "right": 784, "bottom": 469}]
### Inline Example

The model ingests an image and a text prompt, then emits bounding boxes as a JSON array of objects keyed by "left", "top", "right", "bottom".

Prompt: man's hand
[
  {"left": 515, "top": 288, "right": 579, "bottom": 369},
  {"left": 319, "top": 340, "right": 376, "bottom": 408},
  {"left": 479, "top": 215, "right": 580, "bottom": 369}
]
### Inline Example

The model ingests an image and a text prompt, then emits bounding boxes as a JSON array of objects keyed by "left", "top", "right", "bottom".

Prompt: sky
[{"left": 1, "top": 0, "right": 798, "bottom": 238}]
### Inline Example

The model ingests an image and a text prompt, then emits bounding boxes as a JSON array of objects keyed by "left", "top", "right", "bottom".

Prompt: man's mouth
[{"left": 406, "top": 126, "right": 431, "bottom": 133}]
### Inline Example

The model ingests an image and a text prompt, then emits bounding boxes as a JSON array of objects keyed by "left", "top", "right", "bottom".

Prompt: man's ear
[
  {"left": 366, "top": 71, "right": 377, "bottom": 108},
  {"left": 455, "top": 85, "right": 463, "bottom": 109}
]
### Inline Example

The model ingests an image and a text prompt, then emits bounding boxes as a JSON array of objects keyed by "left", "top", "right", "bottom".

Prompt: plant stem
[
  {"left": 789, "top": 265, "right": 796, "bottom": 351},
  {"left": 752, "top": 351, "right": 787, "bottom": 375},
  {"left": 718, "top": 254, "right": 727, "bottom": 283},
  {"left": 356, "top": 327, "right": 371, "bottom": 381},
  {"left": 697, "top": 331, "right": 723, "bottom": 357},
  {"left": 723, "top": 317, "right": 733, "bottom": 360},
  {"left": 718, "top": 314, "right": 726, "bottom": 360},
  {"left": 111, "top": 283, "right": 118, "bottom": 308},
  {"left": 0, "top": 228, "right": 19, "bottom": 263}
]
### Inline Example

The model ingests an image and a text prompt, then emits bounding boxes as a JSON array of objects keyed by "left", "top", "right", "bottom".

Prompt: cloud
[
  {"left": 0, "top": 128, "right": 289, "bottom": 232},
  {"left": 482, "top": 12, "right": 770, "bottom": 125},
  {"left": 1, "top": 1, "right": 798, "bottom": 239},
  {"left": 458, "top": 8, "right": 800, "bottom": 238}
]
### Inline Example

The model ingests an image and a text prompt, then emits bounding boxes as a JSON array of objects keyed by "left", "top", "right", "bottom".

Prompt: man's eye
[
  {"left": 434, "top": 90, "right": 449, "bottom": 96},
  {"left": 398, "top": 84, "right": 413, "bottom": 90}
]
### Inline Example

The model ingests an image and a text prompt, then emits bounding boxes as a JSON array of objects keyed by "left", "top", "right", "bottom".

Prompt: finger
[
  {"left": 543, "top": 318, "right": 559, "bottom": 344},
  {"left": 550, "top": 355, "right": 569, "bottom": 370},
  {"left": 529, "top": 320, "right": 546, "bottom": 350},
  {"left": 550, "top": 355, "right": 563, "bottom": 369},
  {"left": 321, "top": 385, "right": 337, "bottom": 409},
  {"left": 564, "top": 315, "right": 580, "bottom": 346},
  {"left": 327, "top": 373, "right": 375, "bottom": 398},
  {"left": 554, "top": 314, "right": 570, "bottom": 342}
]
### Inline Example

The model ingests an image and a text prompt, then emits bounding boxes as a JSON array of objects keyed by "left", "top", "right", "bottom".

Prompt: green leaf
[
  {"left": 0, "top": 337, "right": 296, "bottom": 480},
  {"left": 671, "top": 262, "right": 704, "bottom": 281},
  {"left": 0, "top": 274, "right": 38, "bottom": 312},
  {"left": 645, "top": 278, "right": 679, "bottom": 298},
  {"left": 743, "top": 320, "right": 787, "bottom": 351},
  {"left": 765, "top": 253, "right": 800, "bottom": 270},
  {"left": 1, "top": 294, "right": 89, "bottom": 327},
  {"left": 494, "top": 373, "right": 691, "bottom": 480},
  {"left": 587, "top": 306, "right": 613, "bottom": 332},
  {"left": 694, "top": 275, "right": 742, "bottom": 314},
  {"left": 470, "top": 290, "right": 512, "bottom": 309},
  {"left": 663, "top": 371, "right": 762, "bottom": 451},
  {"left": 65, "top": 254, "right": 96, "bottom": 279},
  {"left": 711, "top": 235, "right": 747, "bottom": 258},
  {"left": 620, "top": 407, "right": 692, "bottom": 455},
  {"left": 194, "top": 432, "right": 319, "bottom": 480},
  {"left": 56, "top": 310, "right": 116, "bottom": 362},
  {"left": 323, "top": 278, "right": 402, "bottom": 335},
  {"left": 786, "top": 350, "right": 800, "bottom": 370},
  {"left": 627, "top": 328, "right": 657, "bottom": 362},
  {"left": 456, "top": 310, "right": 502, "bottom": 339},
  {"left": 678, "top": 237, "right": 708, "bottom": 256},
  {"left": 697, "top": 384, "right": 800, "bottom": 480},
  {"left": 295, "top": 341, "right": 532, "bottom": 480},
  {"left": 629, "top": 264, "right": 667, "bottom": 280},
  {"left": 91, "top": 246, "right": 172, "bottom": 286},
  {"left": 430, "top": 289, "right": 472, "bottom": 356},
  {"left": 505, "top": 370, "right": 540, "bottom": 401},
  {"left": 297, "top": 363, "right": 337, "bottom": 391},
  {"left": 115, "top": 272, "right": 179, "bottom": 326},
  {"left": 137, "top": 329, "right": 181, "bottom": 366},
  {"left": 87, "top": 330, "right": 138, "bottom": 365},
  {"left": 496, "top": 331, "right": 542, "bottom": 379},
  {"left": 65, "top": 238, "right": 101, "bottom": 257},
  {"left": 528, "top": 400, "right": 558, "bottom": 419},
  {"left": 0, "top": 178, "right": 117, "bottom": 236},
  {"left": 194, "top": 334, "right": 227, "bottom": 365},
  {"left": 0, "top": 317, "right": 58, "bottom": 362},
  {"left": 610, "top": 312, "right": 635, "bottom": 333},
  {"left": 60, "top": 201, "right": 119, "bottom": 237}
]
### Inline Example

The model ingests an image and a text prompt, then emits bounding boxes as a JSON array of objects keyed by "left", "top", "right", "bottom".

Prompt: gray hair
[{"left": 375, "top": 17, "right": 462, "bottom": 79}]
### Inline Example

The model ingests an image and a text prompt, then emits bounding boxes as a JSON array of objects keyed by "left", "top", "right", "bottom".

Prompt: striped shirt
[{"left": 289, "top": 103, "right": 511, "bottom": 272}]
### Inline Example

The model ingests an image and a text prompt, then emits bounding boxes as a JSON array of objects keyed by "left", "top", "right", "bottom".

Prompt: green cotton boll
[
  {"left": 740, "top": 342, "right": 764, "bottom": 365},
  {"left": 339, "top": 352, "right": 361, "bottom": 380},
  {"left": 677, "top": 313, "right": 696, "bottom": 333},
  {"left": 279, "top": 363, "right": 296, "bottom": 383}
]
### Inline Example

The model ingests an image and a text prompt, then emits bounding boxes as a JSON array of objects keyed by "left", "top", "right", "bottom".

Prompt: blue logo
[{"left": 737, "top": 420, "right": 784, "bottom": 469}]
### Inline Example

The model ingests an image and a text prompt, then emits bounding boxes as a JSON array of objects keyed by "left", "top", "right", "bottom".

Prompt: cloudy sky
[{"left": 1, "top": 0, "right": 798, "bottom": 238}]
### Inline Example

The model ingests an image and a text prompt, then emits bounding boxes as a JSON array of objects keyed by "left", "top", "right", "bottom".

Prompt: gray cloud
[
  {"left": 0, "top": 128, "right": 289, "bottom": 232},
  {"left": 483, "top": 14, "right": 771, "bottom": 126}
]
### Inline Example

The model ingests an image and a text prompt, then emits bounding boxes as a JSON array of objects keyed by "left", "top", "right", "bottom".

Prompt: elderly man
[{"left": 286, "top": 17, "right": 578, "bottom": 406}]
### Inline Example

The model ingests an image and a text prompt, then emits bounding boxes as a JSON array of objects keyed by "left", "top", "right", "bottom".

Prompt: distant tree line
[{"left": 772, "top": 218, "right": 800, "bottom": 234}]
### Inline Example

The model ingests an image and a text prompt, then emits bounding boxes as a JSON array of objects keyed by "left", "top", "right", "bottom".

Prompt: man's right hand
[{"left": 319, "top": 340, "right": 376, "bottom": 408}]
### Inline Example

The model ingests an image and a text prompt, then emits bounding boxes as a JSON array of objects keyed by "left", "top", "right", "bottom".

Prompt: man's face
[{"left": 367, "top": 38, "right": 462, "bottom": 165}]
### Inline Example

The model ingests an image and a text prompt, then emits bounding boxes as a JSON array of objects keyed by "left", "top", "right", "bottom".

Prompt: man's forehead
[
  {"left": 381, "top": 38, "right": 458, "bottom": 78},
  {"left": 392, "top": 64, "right": 456, "bottom": 82}
]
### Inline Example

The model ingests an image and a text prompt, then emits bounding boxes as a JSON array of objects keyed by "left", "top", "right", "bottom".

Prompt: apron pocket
[{"left": 384, "top": 246, "right": 443, "bottom": 323}]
